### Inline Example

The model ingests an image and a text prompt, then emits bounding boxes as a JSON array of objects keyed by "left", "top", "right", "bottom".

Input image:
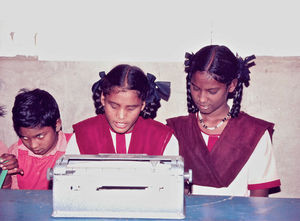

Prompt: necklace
[{"left": 198, "top": 112, "right": 231, "bottom": 130}]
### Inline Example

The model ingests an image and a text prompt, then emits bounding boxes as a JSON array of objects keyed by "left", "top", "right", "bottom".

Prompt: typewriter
[{"left": 48, "top": 154, "right": 192, "bottom": 219}]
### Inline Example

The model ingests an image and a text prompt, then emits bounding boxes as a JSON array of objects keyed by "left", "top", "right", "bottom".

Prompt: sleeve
[
  {"left": 8, "top": 142, "right": 19, "bottom": 189},
  {"left": 162, "top": 134, "right": 179, "bottom": 156},
  {"left": 247, "top": 130, "right": 281, "bottom": 190},
  {"left": 65, "top": 134, "right": 81, "bottom": 154}
]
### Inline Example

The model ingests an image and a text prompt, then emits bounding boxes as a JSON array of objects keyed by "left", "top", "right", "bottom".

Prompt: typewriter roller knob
[
  {"left": 47, "top": 168, "right": 54, "bottom": 181},
  {"left": 184, "top": 169, "right": 192, "bottom": 184}
]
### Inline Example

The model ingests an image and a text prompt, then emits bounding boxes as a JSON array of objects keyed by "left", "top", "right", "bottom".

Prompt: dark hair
[
  {"left": 92, "top": 64, "right": 166, "bottom": 119},
  {"left": 12, "top": 88, "right": 61, "bottom": 137},
  {"left": 184, "top": 45, "right": 255, "bottom": 118}
]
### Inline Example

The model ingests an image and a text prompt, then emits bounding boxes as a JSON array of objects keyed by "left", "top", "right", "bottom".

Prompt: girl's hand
[{"left": 0, "top": 153, "right": 24, "bottom": 175}]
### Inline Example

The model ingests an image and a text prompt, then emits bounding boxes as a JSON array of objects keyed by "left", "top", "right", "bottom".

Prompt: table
[{"left": 1, "top": 190, "right": 299, "bottom": 220}]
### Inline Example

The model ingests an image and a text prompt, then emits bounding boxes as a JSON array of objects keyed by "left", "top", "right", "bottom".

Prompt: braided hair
[
  {"left": 92, "top": 64, "right": 169, "bottom": 119},
  {"left": 184, "top": 45, "right": 256, "bottom": 118}
]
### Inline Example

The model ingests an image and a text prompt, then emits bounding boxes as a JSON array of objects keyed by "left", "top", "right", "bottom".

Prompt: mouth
[
  {"left": 114, "top": 122, "right": 128, "bottom": 129},
  {"left": 32, "top": 149, "right": 43, "bottom": 154},
  {"left": 198, "top": 105, "right": 209, "bottom": 110}
]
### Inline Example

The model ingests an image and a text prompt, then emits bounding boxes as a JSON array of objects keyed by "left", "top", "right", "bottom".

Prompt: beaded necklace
[{"left": 198, "top": 111, "right": 231, "bottom": 131}]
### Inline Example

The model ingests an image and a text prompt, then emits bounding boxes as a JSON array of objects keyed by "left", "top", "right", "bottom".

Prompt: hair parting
[
  {"left": 184, "top": 45, "right": 256, "bottom": 118},
  {"left": 92, "top": 64, "right": 170, "bottom": 119}
]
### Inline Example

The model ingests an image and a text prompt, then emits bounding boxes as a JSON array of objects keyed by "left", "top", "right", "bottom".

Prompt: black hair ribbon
[
  {"left": 91, "top": 71, "right": 106, "bottom": 94},
  {"left": 146, "top": 73, "right": 171, "bottom": 103},
  {"left": 184, "top": 52, "right": 195, "bottom": 76},
  {"left": 184, "top": 52, "right": 194, "bottom": 66},
  {"left": 237, "top": 54, "right": 256, "bottom": 87},
  {"left": 244, "top": 55, "right": 256, "bottom": 69}
]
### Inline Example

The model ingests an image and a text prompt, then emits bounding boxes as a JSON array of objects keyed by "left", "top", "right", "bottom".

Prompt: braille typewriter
[{"left": 48, "top": 154, "right": 192, "bottom": 219}]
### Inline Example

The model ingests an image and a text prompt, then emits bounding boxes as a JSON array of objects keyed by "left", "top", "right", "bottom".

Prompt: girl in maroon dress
[
  {"left": 167, "top": 45, "right": 280, "bottom": 197},
  {"left": 68, "top": 64, "right": 178, "bottom": 156}
]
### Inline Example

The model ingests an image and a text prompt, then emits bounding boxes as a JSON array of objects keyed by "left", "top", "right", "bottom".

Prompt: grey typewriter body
[{"left": 49, "top": 154, "right": 191, "bottom": 219}]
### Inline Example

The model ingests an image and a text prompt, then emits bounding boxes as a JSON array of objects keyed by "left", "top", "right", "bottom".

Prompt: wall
[{"left": 0, "top": 56, "right": 299, "bottom": 198}]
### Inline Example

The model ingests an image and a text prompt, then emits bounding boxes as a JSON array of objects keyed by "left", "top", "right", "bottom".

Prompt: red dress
[{"left": 73, "top": 114, "right": 173, "bottom": 155}]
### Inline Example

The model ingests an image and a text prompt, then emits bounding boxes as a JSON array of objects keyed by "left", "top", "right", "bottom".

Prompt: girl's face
[
  {"left": 18, "top": 119, "right": 61, "bottom": 155},
  {"left": 101, "top": 87, "right": 145, "bottom": 134},
  {"left": 190, "top": 71, "right": 236, "bottom": 116}
]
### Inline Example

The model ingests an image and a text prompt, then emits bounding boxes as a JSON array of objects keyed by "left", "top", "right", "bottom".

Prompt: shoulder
[
  {"left": 8, "top": 140, "right": 20, "bottom": 155},
  {"left": 233, "top": 112, "right": 275, "bottom": 139},
  {"left": 73, "top": 115, "right": 104, "bottom": 129},
  {"left": 166, "top": 114, "right": 195, "bottom": 128},
  {"left": 237, "top": 112, "right": 274, "bottom": 129},
  {"left": 0, "top": 140, "right": 8, "bottom": 154},
  {"left": 63, "top": 132, "right": 73, "bottom": 143},
  {"left": 167, "top": 114, "right": 190, "bottom": 122},
  {"left": 60, "top": 132, "right": 73, "bottom": 145},
  {"left": 139, "top": 117, "right": 173, "bottom": 133}
]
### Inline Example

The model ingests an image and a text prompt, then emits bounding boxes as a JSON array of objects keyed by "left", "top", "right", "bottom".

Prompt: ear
[
  {"left": 141, "top": 101, "right": 146, "bottom": 111},
  {"left": 100, "top": 92, "right": 105, "bottom": 106},
  {"left": 55, "top": 118, "right": 62, "bottom": 132},
  {"left": 228, "top": 79, "right": 238, "bottom": 93}
]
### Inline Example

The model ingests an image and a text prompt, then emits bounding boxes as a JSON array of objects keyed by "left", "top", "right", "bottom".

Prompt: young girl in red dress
[
  {"left": 67, "top": 64, "right": 178, "bottom": 155},
  {"left": 167, "top": 45, "right": 280, "bottom": 197}
]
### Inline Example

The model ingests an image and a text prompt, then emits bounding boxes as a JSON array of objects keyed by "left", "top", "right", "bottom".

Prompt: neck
[
  {"left": 198, "top": 107, "right": 231, "bottom": 132},
  {"left": 200, "top": 105, "right": 230, "bottom": 124}
]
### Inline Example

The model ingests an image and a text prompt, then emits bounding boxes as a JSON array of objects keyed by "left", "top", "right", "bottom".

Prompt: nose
[
  {"left": 29, "top": 139, "right": 39, "bottom": 150},
  {"left": 198, "top": 91, "right": 208, "bottom": 103},
  {"left": 117, "top": 108, "right": 126, "bottom": 120}
]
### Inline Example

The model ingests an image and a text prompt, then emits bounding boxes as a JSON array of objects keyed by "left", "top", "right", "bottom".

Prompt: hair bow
[
  {"left": 91, "top": 71, "right": 106, "bottom": 94},
  {"left": 146, "top": 73, "right": 171, "bottom": 104},
  {"left": 244, "top": 55, "right": 256, "bottom": 69},
  {"left": 184, "top": 52, "right": 194, "bottom": 66},
  {"left": 184, "top": 52, "right": 194, "bottom": 75},
  {"left": 237, "top": 54, "right": 256, "bottom": 87}
]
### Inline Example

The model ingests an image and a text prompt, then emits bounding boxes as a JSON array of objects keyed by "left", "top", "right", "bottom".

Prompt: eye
[
  {"left": 208, "top": 89, "right": 218, "bottom": 95},
  {"left": 192, "top": 85, "right": 200, "bottom": 91},
  {"left": 127, "top": 106, "right": 137, "bottom": 111},
  {"left": 22, "top": 136, "right": 28, "bottom": 140},
  {"left": 37, "top": 134, "right": 45, "bottom": 139},
  {"left": 110, "top": 103, "right": 118, "bottom": 109}
]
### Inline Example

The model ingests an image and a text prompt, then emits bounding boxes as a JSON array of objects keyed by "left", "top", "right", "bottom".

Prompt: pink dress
[
  {"left": 0, "top": 140, "right": 8, "bottom": 155},
  {"left": 8, "top": 131, "right": 72, "bottom": 190}
]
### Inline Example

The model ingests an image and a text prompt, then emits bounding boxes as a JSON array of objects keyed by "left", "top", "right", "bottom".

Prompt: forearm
[{"left": 250, "top": 189, "right": 269, "bottom": 197}]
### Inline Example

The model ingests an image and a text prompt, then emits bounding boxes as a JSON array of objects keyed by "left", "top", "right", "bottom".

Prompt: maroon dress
[
  {"left": 167, "top": 112, "right": 274, "bottom": 188},
  {"left": 73, "top": 114, "right": 173, "bottom": 155}
]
